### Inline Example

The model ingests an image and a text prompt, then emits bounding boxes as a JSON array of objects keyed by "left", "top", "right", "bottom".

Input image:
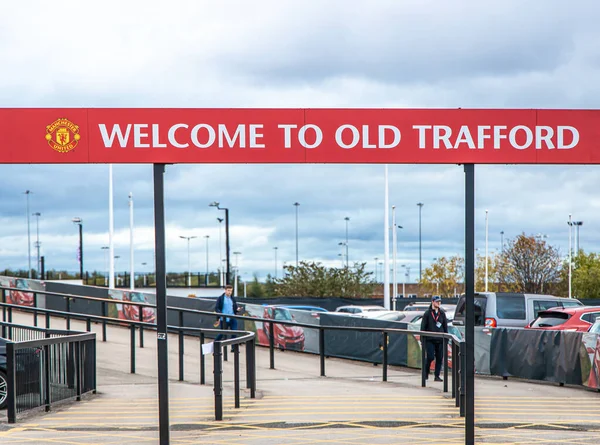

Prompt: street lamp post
[
  {"left": 179, "top": 235, "right": 197, "bottom": 287},
  {"left": 72, "top": 217, "right": 83, "bottom": 280},
  {"left": 273, "top": 247, "right": 278, "bottom": 278},
  {"left": 129, "top": 192, "right": 134, "bottom": 290},
  {"left": 392, "top": 206, "right": 397, "bottom": 309},
  {"left": 500, "top": 230, "right": 504, "bottom": 253},
  {"left": 568, "top": 215, "right": 572, "bottom": 298},
  {"left": 417, "top": 202, "right": 424, "bottom": 282},
  {"left": 294, "top": 202, "right": 300, "bottom": 267},
  {"left": 217, "top": 217, "right": 224, "bottom": 286},
  {"left": 33, "top": 212, "right": 41, "bottom": 277},
  {"left": 485, "top": 209, "right": 489, "bottom": 292},
  {"left": 338, "top": 242, "right": 346, "bottom": 268},
  {"left": 24, "top": 190, "right": 32, "bottom": 278},
  {"left": 204, "top": 235, "right": 210, "bottom": 286},
  {"left": 344, "top": 216, "right": 350, "bottom": 268},
  {"left": 374, "top": 257, "right": 379, "bottom": 282},
  {"left": 233, "top": 251, "right": 241, "bottom": 296},
  {"left": 210, "top": 202, "right": 230, "bottom": 285}
]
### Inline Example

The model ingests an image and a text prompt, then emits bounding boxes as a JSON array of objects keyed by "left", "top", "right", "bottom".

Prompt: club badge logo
[{"left": 45, "top": 118, "right": 80, "bottom": 153}]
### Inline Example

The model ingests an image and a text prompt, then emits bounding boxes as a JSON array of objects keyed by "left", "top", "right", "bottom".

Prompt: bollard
[
  {"left": 452, "top": 342, "right": 457, "bottom": 400},
  {"left": 33, "top": 293, "right": 38, "bottom": 326}
]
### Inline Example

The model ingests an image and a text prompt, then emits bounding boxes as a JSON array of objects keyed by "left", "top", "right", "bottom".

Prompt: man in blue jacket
[
  {"left": 420, "top": 295, "right": 448, "bottom": 382},
  {"left": 214, "top": 285, "right": 239, "bottom": 348}
]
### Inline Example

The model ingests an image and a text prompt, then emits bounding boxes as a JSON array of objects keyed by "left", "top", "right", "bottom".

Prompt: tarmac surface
[{"left": 1, "top": 311, "right": 600, "bottom": 444}]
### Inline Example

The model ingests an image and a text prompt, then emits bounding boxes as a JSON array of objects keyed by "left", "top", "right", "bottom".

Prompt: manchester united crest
[{"left": 45, "top": 118, "right": 80, "bottom": 153}]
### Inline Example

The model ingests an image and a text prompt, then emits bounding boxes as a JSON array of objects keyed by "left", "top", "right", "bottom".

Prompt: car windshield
[
  {"left": 562, "top": 300, "right": 584, "bottom": 308},
  {"left": 590, "top": 323, "right": 600, "bottom": 334},
  {"left": 365, "top": 307, "right": 386, "bottom": 312},
  {"left": 273, "top": 309, "right": 293, "bottom": 321},
  {"left": 530, "top": 312, "right": 570, "bottom": 328}
]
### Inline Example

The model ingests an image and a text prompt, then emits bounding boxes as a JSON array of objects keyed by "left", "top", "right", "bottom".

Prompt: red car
[
  {"left": 262, "top": 306, "right": 305, "bottom": 351},
  {"left": 526, "top": 306, "right": 600, "bottom": 332}
]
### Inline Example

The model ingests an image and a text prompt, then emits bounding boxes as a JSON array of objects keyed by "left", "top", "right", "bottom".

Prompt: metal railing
[
  {"left": 1, "top": 286, "right": 466, "bottom": 419},
  {"left": 1, "top": 321, "right": 96, "bottom": 423}
]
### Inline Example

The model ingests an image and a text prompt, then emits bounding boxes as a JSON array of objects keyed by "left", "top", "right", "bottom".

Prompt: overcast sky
[{"left": 1, "top": 0, "right": 599, "bottom": 282}]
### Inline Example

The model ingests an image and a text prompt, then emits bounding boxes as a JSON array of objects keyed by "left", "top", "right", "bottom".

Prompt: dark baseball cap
[{"left": 432, "top": 295, "right": 442, "bottom": 302}]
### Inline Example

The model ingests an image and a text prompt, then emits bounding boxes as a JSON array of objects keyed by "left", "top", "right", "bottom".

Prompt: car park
[
  {"left": 453, "top": 292, "right": 583, "bottom": 328},
  {"left": 526, "top": 306, "right": 600, "bottom": 332}
]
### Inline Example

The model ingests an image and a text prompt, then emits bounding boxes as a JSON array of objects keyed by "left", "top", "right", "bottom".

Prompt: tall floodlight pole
[
  {"left": 33, "top": 212, "right": 41, "bottom": 277},
  {"left": 179, "top": 235, "right": 197, "bottom": 287},
  {"left": 401, "top": 264, "right": 406, "bottom": 299},
  {"left": 217, "top": 217, "right": 224, "bottom": 286},
  {"left": 210, "top": 202, "right": 230, "bottom": 285},
  {"left": 374, "top": 257, "right": 379, "bottom": 282},
  {"left": 101, "top": 246, "right": 109, "bottom": 286},
  {"left": 204, "top": 235, "right": 210, "bottom": 285},
  {"left": 273, "top": 247, "right": 278, "bottom": 278},
  {"left": 573, "top": 221, "right": 583, "bottom": 252},
  {"left": 485, "top": 209, "right": 489, "bottom": 292},
  {"left": 344, "top": 216, "right": 350, "bottom": 268},
  {"left": 129, "top": 192, "right": 134, "bottom": 290},
  {"left": 417, "top": 202, "right": 424, "bottom": 283},
  {"left": 392, "top": 206, "right": 397, "bottom": 309},
  {"left": 500, "top": 230, "right": 504, "bottom": 253},
  {"left": 108, "top": 164, "right": 115, "bottom": 288},
  {"left": 568, "top": 214, "right": 572, "bottom": 298},
  {"left": 24, "top": 190, "right": 32, "bottom": 278},
  {"left": 383, "top": 165, "right": 390, "bottom": 309},
  {"left": 294, "top": 202, "right": 300, "bottom": 267}
]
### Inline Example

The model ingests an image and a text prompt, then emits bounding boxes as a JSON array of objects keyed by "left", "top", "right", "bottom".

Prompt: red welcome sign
[{"left": 1, "top": 108, "right": 599, "bottom": 164}]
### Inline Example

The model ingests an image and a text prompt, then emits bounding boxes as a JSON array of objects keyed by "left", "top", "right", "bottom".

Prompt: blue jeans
[{"left": 215, "top": 318, "right": 238, "bottom": 342}]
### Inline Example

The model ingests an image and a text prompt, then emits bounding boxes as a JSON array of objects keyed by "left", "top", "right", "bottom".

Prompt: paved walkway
[{"left": 1, "top": 312, "right": 600, "bottom": 444}]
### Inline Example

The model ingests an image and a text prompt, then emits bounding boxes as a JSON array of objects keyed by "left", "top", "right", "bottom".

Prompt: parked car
[
  {"left": 281, "top": 305, "right": 328, "bottom": 319},
  {"left": 402, "top": 303, "right": 431, "bottom": 312},
  {"left": 335, "top": 305, "right": 386, "bottom": 315},
  {"left": 122, "top": 292, "right": 156, "bottom": 323},
  {"left": 589, "top": 317, "right": 600, "bottom": 334},
  {"left": 358, "top": 310, "right": 407, "bottom": 322},
  {"left": 526, "top": 306, "right": 600, "bottom": 332},
  {"left": 0, "top": 338, "right": 42, "bottom": 410},
  {"left": 262, "top": 306, "right": 305, "bottom": 351},
  {"left": 453, "top": 292, "right": 583, "bottom": 328}
]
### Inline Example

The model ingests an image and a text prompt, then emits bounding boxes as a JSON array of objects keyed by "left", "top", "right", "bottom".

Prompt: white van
[{"left": 452, "top": 292, "right": 583, "bottom": 328}]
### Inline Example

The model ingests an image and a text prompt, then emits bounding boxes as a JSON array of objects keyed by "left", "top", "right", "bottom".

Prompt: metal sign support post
[
  {"left": 464, "top": 164, "right": 475, "bottom": 445},
  {"left": 153, "top": 164, "right": 170, "bottom": 445}
]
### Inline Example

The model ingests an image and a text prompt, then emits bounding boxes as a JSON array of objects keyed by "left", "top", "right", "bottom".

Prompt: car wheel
[{"left": 0, "top": 370, "right": 8, "bottom": 410}]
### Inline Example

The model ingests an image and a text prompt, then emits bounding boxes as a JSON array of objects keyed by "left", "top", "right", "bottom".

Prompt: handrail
[{"left": 1, "top": 289, "right": 466, "bottom": 420}]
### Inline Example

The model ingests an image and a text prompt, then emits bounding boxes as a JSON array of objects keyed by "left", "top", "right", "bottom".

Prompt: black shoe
[{"left": 434, "top": 377, "right": 443, "bottom": 382}]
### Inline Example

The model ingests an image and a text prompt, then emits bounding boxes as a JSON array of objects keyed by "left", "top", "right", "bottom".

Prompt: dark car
[{"left": 0, "top": 337, "right": 42, "bottom": 410}]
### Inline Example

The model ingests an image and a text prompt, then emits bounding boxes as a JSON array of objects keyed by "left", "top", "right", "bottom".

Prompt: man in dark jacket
[
  {"left": 214, "top": 285, "right": 239, "bottom": 346},
  {"left": 420, "top": 295, "right": 448, "bottom": 382}
]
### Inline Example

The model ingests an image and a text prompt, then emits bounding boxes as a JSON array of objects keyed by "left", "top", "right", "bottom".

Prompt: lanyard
[{"left": 432, "top": 311, "right": 440, "bottom": 323}]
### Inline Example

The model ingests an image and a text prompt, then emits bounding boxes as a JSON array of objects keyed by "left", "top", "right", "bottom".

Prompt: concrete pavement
[{"left": 1, "top": 311, "right": 600, "bottom": 444}]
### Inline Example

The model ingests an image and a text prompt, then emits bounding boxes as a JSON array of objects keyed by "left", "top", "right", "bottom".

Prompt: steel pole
[
  {"left": 153, "top": 164, "right": 170, "bottom": 445},
  {"left": 129, "top": 192, "right": 134, "bottom": 290},
  {"left": 25, "top": 190, "right": 31, "bottom": 278},
  {"left": 464, "top": 164, "right": 475, "bottom": 445}
]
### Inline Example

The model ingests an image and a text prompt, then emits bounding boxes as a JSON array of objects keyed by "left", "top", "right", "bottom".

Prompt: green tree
[
  {"left": 420, "top": 255, "right": 464, "bottom": 297},
  {"left": 247, "top": 274, "right": 266, "bottom": 299},
  {"left": 571, "top": 251, "right": 600, "bottom": 299},
  {"left": 274, "top": 261, "right": 375, "bottom": 298},
  {"left": 498, "top": 233, "right": 562, "bottom": 293}
]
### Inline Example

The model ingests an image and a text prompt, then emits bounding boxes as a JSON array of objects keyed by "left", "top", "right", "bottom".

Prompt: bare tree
[{"left": 499, "top": 233, "right": 562, "bottom": 293}]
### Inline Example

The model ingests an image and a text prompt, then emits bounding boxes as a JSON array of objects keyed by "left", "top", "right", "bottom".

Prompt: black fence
[
  {"left": 1, "top": 321, "right": 96, "bottom": 423},
  {"left": 0, "top": 285, "right": 466, "bottom": 421}
]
